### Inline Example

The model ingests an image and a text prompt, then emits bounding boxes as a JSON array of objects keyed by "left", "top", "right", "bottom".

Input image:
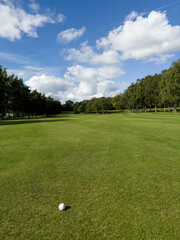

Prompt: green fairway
[{"left": 0, "top": 113, "right": 180, "bottom": 239}]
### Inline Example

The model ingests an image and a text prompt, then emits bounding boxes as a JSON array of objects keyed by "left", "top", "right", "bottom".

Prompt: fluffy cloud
[
  {"left": 66, "top": 65, "right": 126, "bottom": 100},
  {"left": 0, "top": 1, "right": 57, "bottom": 41},
  {"left": 7, "top": 9, "right": 180, "bottom": 103},
  {"left": 64, "top": 11, "right": 180, "bottom": 65},
  {"left": 66, "top": 65, "right": 124, "bottom": 83},
  {"left": 25, "top": 74, "right": 69, "bottom": 95},
  {"left": 96, "top": 11, "right": 180, "bottom": 61},
  {"left": 25, "top": 65, "right": 126, "bottom": 103},
  {"left": 65, "top": 41, "right": 120, "bottom": 65},
  {"left": 147, "top": 53, "right": 174, "bottom": 64},
  {"left": 57, "top": 27, "right": 86, "bottom": 43}
]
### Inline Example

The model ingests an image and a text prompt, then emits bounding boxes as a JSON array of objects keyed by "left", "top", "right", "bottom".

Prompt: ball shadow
[{"left": 64, "top": 206, "right": 71, "bottom": 211}]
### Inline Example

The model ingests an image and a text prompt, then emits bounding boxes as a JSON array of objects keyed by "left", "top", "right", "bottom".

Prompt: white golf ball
[{"left": 59, "top": 203, "right": 66, "bottom": 211}]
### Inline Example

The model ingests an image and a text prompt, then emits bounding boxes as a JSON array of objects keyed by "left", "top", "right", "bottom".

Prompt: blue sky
[{"left": 0, "top": 0, "right": 180, "bottom": 103}]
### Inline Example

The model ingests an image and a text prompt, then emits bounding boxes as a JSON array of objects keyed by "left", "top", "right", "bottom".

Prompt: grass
[{"left": 0, "top": 112, "right": 180, "bottom": 239}]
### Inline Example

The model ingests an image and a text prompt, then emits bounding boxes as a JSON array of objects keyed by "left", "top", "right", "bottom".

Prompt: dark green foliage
[
  {"left": 62, "top": 100, "right": 74, "bottom": 111},
  {"left": 0, "top": 66, "right": 62, "bottom": 118},
  {"left": 160, "top": 59, "right": 180, "bottom": 112},
  {"left": 74, "top": 97, "right": 113, "bottom": 114},
  {"left": 112, "top": 59, "right": 180, "bottom": 112}
]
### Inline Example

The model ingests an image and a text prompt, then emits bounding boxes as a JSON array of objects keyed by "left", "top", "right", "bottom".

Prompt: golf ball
[{"left": 59, "top": 203, "right": 66, "bottom": 211}]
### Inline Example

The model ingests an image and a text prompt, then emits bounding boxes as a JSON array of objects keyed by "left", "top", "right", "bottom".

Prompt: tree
[
  {"left": 134, "top": 80, "right": 145, "bottom": 112},
  {"left": 152, "top": 74, "right": 161, "bottom": 112},
  {"left": 160, "top": 59, "right": 180, "bottom": 112},
  {"left": 123, "top": 83, "right": 136, "bottom": 112},
  {"left": 98, "top": 97, "right": 113, "bottom": 113},
  {"left": 0, "top": 66, "right": 62, "bottom": 118},
  {"left": 62, "top": 100, "right": 74, "bottom": 111},
  {"left": 0, "top": 66, "right": 11, "bottom": 118},
  {"left": 8, "top": 75, "right": 31, "bottom": 117}
]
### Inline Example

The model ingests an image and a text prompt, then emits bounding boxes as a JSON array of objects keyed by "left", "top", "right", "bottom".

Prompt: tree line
[
  {"left": 0, "top": 66, "right": 62, "bottom": 119},
  {"left": 1, "top": 59, "right": 179, "bottom": 118},
  {"left": 74, "top": 59, "right": 180, "bottom": 114}
]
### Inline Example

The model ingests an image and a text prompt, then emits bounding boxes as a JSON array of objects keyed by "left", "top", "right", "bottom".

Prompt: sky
[{"left": 0, "top": 0, "right": 180, "bottom": 103}]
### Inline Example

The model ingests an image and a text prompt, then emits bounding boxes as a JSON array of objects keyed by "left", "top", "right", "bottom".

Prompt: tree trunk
[
  {"left": 145, "top": 106, "right": 146, "bottom": 113},
  {"left": 173, "top": 105, "right": 177, "bottom": 113},
  {"left": 155, "top": 106, "right": 157, "bottom": 112},
  {"left": 164, "top": 103, "right": 166, "bottom": 112}
]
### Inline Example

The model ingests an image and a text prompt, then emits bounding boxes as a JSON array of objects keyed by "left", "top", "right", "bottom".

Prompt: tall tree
[
  {"left": 160, "top": 59, "right": 180, "bottom": 112},
  {"left": 0, "top": 66, "right": 11, "bottom": 118}
]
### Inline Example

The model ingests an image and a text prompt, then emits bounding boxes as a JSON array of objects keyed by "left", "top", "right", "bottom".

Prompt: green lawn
[{"left": 0, "top": 113, "right": 180, "bottom": 239}]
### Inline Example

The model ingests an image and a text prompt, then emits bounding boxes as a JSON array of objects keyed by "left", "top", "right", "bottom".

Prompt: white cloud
[
  {"left": 7, "top": 69, "right": 25, "bottom": 77},
  {"left": 57, "top": 27, "right": 86, "bottom": 43},
  {"left": 147, "top": 53, "right": 174, "bottom": 64},
  {"left": 25, "top": 65, "right": 126, "bottom": 103},
  {"left": 25, "top": 74, "right": 69, "bottom": 94},
  {"left": 97, "top": 11, "right": 180, "bottom": 62},
  {"left": 125, "top": 11, "right": 138, "bottom": 21},
  {"left": 0, "top": 1, "right": 56, "bottom": 41},
  {"left": 25, "top": 65, "right": 43, "bottom": 70},
  {"left": 65, "top": 65, "right": 126, "bottom": 101},
  {"left": 65, "top": 41, "right": 120, "bottom": 65},
  {"left": 66, "top": 65, "right": 124, "bottom": 82},
  {"left": 5, "top": 9, "right": 180, "bottom": 103},
  {"left": 65, "top": 11, "right": 180, "bottom": 65},
  {"left": 56, "top": 13, "right": 66, "bottom": 23},
  {"left": 29, "top": 0, "right": 40, "bottom": 13},
  {"left": 91, "top": 50, "right": 120, "bottom": 65}
]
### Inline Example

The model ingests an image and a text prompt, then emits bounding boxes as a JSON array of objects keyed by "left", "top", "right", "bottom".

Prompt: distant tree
[
  {"left": 86, "top": 98, "right": 97, "bottom": 113},
  {"left": 98, "top": 97, "right": 113, "bottom": 113},
  {"left": 62, "top": 100, "right": 74, "bottom": 111},
  {"left": 9, "top": 75, "right": 31, "bottom": 117},
  {"left": 0, "top": 66, "right": 62, "bottom": 118},
  {"left": 74, "top": 102, "right": 81, "bottom": 114},
  {"left": 143, "top": 75, "right": 154, "bottom": 111},
  {"left": 112, "top": 94, "right": 123, "bottom": 110},
  {"left": 46, "top": 96, "right": 54, "bottom": 116},
  {"left": 0, "top": 66, "right": 10, "bottom": 118},
  {"left": 78, "top": 100, "right": 88, "bottom": 113},
  {"left": 134, "top": 80, "right": 145, "bottom": 112},
  {"left": 160, "top": 59, "right": 180, "bottom": 112},
  {"left": 123, "top": 83, "right": 136, "bottom": 112},
  {"left": 152, "top": 74, "right": 162, "bottom": 112}
]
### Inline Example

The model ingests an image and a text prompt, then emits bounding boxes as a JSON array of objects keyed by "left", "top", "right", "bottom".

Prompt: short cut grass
[{"left": 0, "top": 112, "right": 180, "bottom": 239}]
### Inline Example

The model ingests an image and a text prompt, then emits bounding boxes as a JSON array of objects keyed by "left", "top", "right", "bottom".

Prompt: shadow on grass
[
  {"left": 0, "top": 116, "right": 71, "bottom": 126},
  {"left": 64, "top": 206, "right": 71, "bottom": 211}
]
